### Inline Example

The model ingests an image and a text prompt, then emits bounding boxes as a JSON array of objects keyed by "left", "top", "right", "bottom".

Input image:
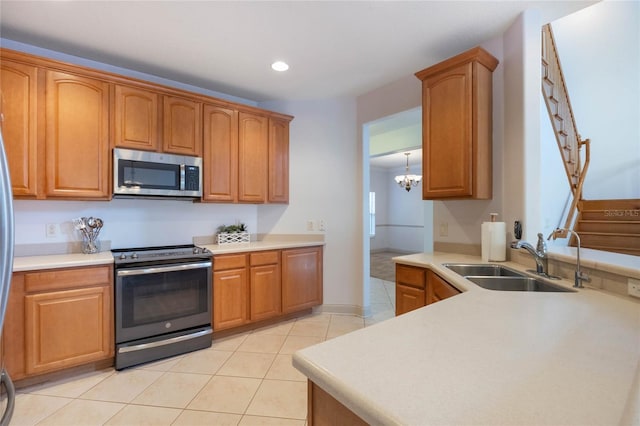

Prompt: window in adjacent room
[{"left": 369, "top": 192, "right": 376, "bottom": 237}]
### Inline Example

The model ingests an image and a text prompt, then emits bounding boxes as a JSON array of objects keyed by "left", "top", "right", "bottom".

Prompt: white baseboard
[{"left": 313, "top": 304, "right": 370, "bottom": 318}]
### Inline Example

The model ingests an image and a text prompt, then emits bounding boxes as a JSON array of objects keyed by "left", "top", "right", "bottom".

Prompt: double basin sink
[{"left": 444, "top": 264, "right": 575, "bottom": 293}]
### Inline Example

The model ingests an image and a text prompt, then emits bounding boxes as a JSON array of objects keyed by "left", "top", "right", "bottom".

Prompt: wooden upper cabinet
[
  {"left": 202, "top": 103, "right": 238, "bottom": 202},
  {"left": 162, "top": 95, "right": 202, "bottom": 156},
  {"left": 238, "top": 111, "right": 268, "bottom": 203},
  {"left": 0, "top": 60, "right": 39, "bottom": 197},
  {"left": 113, "top": 84, "right": 159, "bottom": 151},
  {"left": 45, "top": 70, "right": 110, "bottom": 199},
  {"left": 415, "top": 46, "right": 498, "bottom": 200},
  {"left": 268, "top": 117, "right": 290, "bottom": 203}
]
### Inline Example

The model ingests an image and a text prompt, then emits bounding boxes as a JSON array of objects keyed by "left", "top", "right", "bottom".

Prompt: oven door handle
[
  {"left": 116, "top": 261, "right": 212, "bottom": 276},
  {"left": 118, "top": 328, "right": 213, "bottom": 354}
]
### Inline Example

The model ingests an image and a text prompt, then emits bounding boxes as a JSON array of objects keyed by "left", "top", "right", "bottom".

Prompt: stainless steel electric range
[{"left": 112, "top": 245, "right": 213, "bottom": 370}]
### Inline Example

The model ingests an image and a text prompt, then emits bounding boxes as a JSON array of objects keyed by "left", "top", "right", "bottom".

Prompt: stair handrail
[{"left": 541, "top": 23, "right": 590, "bottom": 238}]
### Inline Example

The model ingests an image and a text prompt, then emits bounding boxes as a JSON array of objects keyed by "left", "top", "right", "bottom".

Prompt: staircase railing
[{"left": 541, "top": 23, "right": 590, "bottom": 238}]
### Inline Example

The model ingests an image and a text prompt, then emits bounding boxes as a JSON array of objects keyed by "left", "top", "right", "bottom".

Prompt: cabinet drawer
[
  {"left": 396, "top": 264, "right": 425, "bottom": 289},
  {"left": 24, "top": 265, "right": 112, "bottom": 293},
  {"left": 250, "top": 251, "right": 279, "bottom": 266},
  {"left": 213, "top": 254, "right": 247, "bottom": 271}
]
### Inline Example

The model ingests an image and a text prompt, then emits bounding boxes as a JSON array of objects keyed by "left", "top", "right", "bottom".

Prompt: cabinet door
[
  {"left": 203, "top": 103, "right": 238, "bottom": 202},
  {"left": 268, "top": 117, "right": 289, "bottom": 203},
  {"left": 395, "top": 285, "right": 425, "bottom": 316},
  {"left": 24, "top": 285, "right": 112, "bottom": 375},
  {"left": 4, "top": 273, "right": 26, "bottom": 380},
  {"left": 422, "top": 62, "right": 473, "bottom": 199},
  {"left": 238, "top": 111, "right": 268, "bottom": 203},
  {"left": 427, "top": 271, "right": 460, "bottom": 305},
  {"left": 0, "top": 60, "right": 39, "bottom": 197},
  {"left": 213, "top": 268, "right": 248, "bottom": 331},
  {"left": 282, "top": 246, "right": 323, "bottom": 314},
  {"left": 113, "top": 84, "right": 159, "bottom": 151},
  {"left": 163, "top": 95, "right": 202, "bottom": 156},
  {"left": 250, "top": 264, "right": 281, "bottom": 322},
  {"left": 45, "top": 70, "right": 110, "bottom": 199},
  {"left": 396, "top": 264, "right": 426, "bottom": 289}
]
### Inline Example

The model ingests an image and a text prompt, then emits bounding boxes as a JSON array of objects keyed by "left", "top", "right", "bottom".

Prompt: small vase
[{"left": 82, "top": 238, "right": 100, "bottom": 254}]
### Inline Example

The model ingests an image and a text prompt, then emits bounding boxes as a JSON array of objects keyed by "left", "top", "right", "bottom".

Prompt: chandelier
[{"left": 394, "top": 152, "right": 422, "bottom": 192}]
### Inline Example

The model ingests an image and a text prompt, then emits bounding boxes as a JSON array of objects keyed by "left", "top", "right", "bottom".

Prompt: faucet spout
[
  {"left": 548, "top": 228, "right": 589, "bottom": 288},
  {"left": 510, "top": 233, "right": 548, "bottom": 276}
]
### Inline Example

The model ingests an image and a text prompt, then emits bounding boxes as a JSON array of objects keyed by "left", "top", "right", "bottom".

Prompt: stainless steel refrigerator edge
[{"left": 0, "top": 130, "right": 16, "bottom": 425}]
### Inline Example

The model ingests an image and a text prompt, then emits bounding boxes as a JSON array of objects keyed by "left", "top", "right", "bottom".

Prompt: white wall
[
  {"left": 370, "top": 165, "right": 424, "bottom": 253},
  {"left": 551, "top": 1, "right": 640, "bottom": 200},
  {"left": 14, "top": 199, "right": 257, "bottom": 250},
  {"left": 257, "top": 98, "right": 361, "bottom": 313},
  {"left": 501, "top": 10, "right": 543, "bottom": 243}
]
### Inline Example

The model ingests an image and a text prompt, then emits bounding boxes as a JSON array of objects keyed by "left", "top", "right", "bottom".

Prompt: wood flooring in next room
[
  {"left": 370, "top": 251, "right": 403, "bottom": 283},
  {"left": 369, "top": 251, "right": 404, "bottom": 322}
]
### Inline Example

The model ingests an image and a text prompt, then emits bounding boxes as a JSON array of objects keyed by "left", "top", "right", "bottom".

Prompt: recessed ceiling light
[{"left": 271, "top": 61, "right": 289, "bottom": 72}]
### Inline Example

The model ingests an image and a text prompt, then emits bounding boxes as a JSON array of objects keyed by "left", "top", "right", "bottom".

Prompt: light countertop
[
  {"left": 200, "top": 239, "right": 324, "bottom": 255},
  {"left": 13, "top": 238, "right": 325, "bottom": 272},
  {"left": 13, "top": 251, "right": 115, "bottom": 272},
  {"left": 293, "top": 252, "right": 640, "bottom": 425}
]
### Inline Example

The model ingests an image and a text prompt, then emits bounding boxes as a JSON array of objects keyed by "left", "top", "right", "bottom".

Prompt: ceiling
[
  {"left": 0, "top": 1, "right": 596, "bottom": 103},
  {"left": 370, "top": 149, "right": 422, "bottom": 170}
]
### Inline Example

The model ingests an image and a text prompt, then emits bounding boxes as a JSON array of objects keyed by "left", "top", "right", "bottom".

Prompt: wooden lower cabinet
[
  {"left": 213, "top": 246, "right": 323, "bottom": 333},
  {"left": 396, "top": 285, "right": 426, "bottom": 316},
  {"left": 396, "top": 264, "right": 460, "bottom": 315},
  {"left": 212, "top": 254, "right": 248, "bottom": 331},
  {"left": 395, "top": 264, "right": 426, "bottom": 316},
  {"left": 308, "top": 380, "right": 368, "bottom": 426},
  {"left": 249, "top": 251, "right": 281, "bottom": 322},
  {"left": 25, "top": 286, "right": 111, "bottom": 375},
  {"left": 213, "top": 267, "right": 248, "bottom": 331},
  {"left": 4, "top": 265, "right": 113, "bottom": 380},
  {"left": 427, "top": 270, "right": 461, "bottom": 304},
  {"left": 282, "top": 246, "right": 323, "bottom": 314}
]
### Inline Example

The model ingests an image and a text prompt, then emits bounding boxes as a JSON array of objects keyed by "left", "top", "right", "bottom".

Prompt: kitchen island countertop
[{"left": 293, "top": 252, "right": 640, "bottom": 425}]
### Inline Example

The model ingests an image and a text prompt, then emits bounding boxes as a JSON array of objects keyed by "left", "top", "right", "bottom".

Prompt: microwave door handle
[{"left": 180, "top": 164, "right": 186, "bottom": 190}]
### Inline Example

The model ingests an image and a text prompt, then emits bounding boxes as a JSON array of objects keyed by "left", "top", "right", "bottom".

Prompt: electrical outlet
[
  {"left": 45, "top": 223, "right": 59, "bottom": 238},
  {"left": 439, "top": 222, "right": 448, "bottom": 237},
  {"left": 319, "top": 220, "right": 326, "bottom": 232},
  {"left": 628, "top": 279, "right": 640, "bottom": 298},
  {"left": 306, "top": 220, "right": 315, "bottom": 231}
]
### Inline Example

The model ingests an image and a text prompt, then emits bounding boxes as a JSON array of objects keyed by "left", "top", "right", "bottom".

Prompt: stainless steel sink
[
  {"left": 444, "top": 263, "right": 523, "bottom": 277},
  {"left": 444, "top": 263, "right": 576, "bottom": 293},
  {"left": 466, "top": 276, "right": 575, "bottom": 292}
]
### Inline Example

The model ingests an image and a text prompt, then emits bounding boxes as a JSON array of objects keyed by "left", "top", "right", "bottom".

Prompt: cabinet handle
[{"left": 118, "top": 328, "right": 212, "bottom": 354}]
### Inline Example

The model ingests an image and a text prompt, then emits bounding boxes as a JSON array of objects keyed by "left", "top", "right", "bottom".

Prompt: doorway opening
[{"left": 363, "top": 106, "right": 432, "bottom": 322}]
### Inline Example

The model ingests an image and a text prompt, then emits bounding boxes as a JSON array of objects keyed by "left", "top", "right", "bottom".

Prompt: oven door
[{"left": 115, "top": 260, "right": 212, "bottom": 344}]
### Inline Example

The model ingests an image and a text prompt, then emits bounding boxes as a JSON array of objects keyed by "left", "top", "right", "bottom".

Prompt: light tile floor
[{"left": 11, "top": 278, "right": 395, "bottom": 426}]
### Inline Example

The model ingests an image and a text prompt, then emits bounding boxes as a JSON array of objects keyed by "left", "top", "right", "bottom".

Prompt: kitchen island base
[{"left": 308, "top": 380, "right": 367, "bottom": 426}]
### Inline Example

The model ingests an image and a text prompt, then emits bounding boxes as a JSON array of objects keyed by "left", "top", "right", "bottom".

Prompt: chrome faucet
[
  {"left": 510, "top": 233, "right": 548, "bottom": 276},
  {"left": 548, "top": 228, "right": 589, "bottom": 288}
]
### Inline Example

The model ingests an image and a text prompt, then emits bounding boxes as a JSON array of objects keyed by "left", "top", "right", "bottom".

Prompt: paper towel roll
[{"left": 481, "top": 221, "right": 506, "bottom": 262}]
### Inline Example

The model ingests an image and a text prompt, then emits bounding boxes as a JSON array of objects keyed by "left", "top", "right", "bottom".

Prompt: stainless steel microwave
[{"left": 113, "top": 148, "right": 202, "bottom": 199}]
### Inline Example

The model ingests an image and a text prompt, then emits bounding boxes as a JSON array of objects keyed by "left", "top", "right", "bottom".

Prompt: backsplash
[
  {"left": 14, "top": 199, "right": 258, "bottom": 250},
  {"left": 509, "top": 248, "right": 640, "bottom": 301}
]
